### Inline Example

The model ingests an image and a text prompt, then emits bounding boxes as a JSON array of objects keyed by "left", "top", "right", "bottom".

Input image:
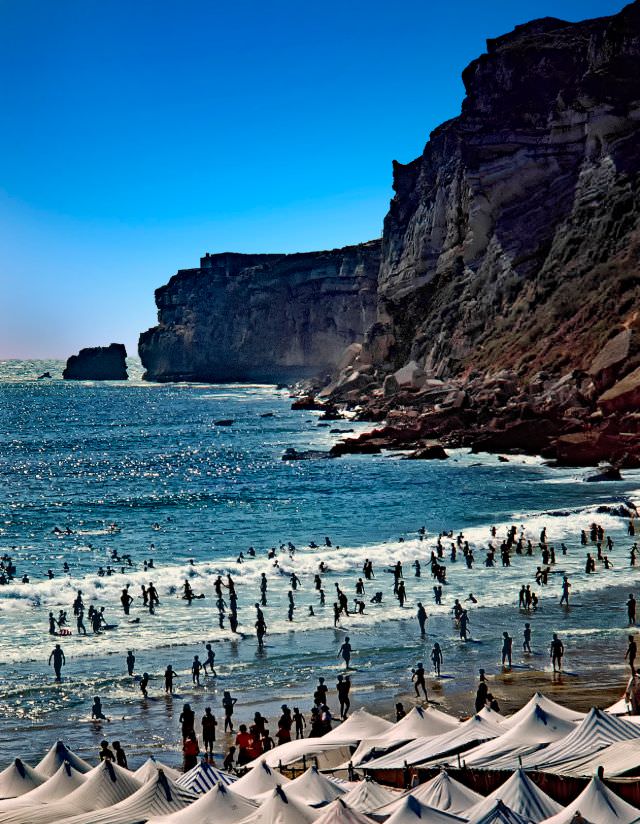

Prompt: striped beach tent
[
  {"left": 371, "top": 770, "right": 481, "bottom": 820},
  {"left": 176, "top": 759, "right": 236, "bottom": 794},
  {"left": 500, "top": 694, "right": 584, "bottom": 730},
  {"left": 464, "top": 769, "right": 562, "bottom": 823},
  {"left": 270, "top": 766, "right": 346, "bottom": 808},
  {"left": 135, "top": 758, "right": 181, "bottom": 784}
]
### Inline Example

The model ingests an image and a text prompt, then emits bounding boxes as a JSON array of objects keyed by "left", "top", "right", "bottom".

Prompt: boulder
[
  {"left": 598, "top": 366, "right": 640, "bottom": 414},
  {"left": 585, "top": 465, "right": 622, "bottom": 482},
  {"left": 383, "top": 374, "right": 399, "bottom": 397},
  {"left": 63, "top": 344, "right": 128, "bottom": 380},
  {"left": 404, "top": 442, "right": 449, "bottom": 460},
  {"left": 589, "top": 329, "right": 639, "bottom": 392},
  {"left": 393, "top": 360, "right": 427, "bottom": 389},
  {"left": 282, "top": 448, "right": 333, "bottom": 461}
]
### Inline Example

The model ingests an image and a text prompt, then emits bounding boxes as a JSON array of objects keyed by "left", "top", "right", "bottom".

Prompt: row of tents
[{"left": 2, "top": 691, "right": 640, "bottom": 823}]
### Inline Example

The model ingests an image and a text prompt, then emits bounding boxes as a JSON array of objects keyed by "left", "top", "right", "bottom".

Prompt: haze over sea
[{"left": 2, "top": 359, "right": 640, "bottom": 766}]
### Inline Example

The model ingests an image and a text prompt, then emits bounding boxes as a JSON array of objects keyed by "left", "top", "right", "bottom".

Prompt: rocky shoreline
[{"left": 289, "top": 329, "right": 640, "bottom": 468}]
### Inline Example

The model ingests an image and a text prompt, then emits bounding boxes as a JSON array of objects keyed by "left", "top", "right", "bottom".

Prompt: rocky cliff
[
  {"left": 139, "top": 241, "right": 380, "bottom": 383},
  {"left": 63, "top": 344, "right": 128, "bottom": 380}
]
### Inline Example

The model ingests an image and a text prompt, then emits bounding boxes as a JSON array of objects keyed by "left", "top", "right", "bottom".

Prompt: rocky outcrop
[
  {"left": 139, "top": 242, "right": 380, "bottom": 383},
  {"left": 63, "top": 344, "right": 128, "bottom": 381},
  {"left": 368, "top": 3, "right": 640, "bottom": 383}
]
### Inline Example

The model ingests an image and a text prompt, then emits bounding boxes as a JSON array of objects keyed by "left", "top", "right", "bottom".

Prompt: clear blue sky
[{"left": 0, "top": 0, "right": 626, "bottom": 358}]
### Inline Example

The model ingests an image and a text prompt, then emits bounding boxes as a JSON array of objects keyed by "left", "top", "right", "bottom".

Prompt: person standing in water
[
  {"left": 48, "top": 644, "right": 65, "bottom": 682},
  {"left": 628, "top": 593, "right": 637, "bottom": 626},
  {"left": 126, "top": 650, "right": 135, "bottom": 676},
  {"left": 560, "top": 576, "right": 571, "bottom": 606},
  {"left": 417, "top": 602, "right": 427, "bottom": 635},
  {"left": 626, "top": 635, "right": 637, "bottom": 675},
  {"left": 431, "top": 643, "right": 443, "bottom": 676},
  {"left": 550, "top": 633, "right": 564, "bottom": 672},
  {"left": 523, "top": 623, "right": 532, "bottom": 654},
  {"left": 338, "top": 637, "right": 352, "bottom": 669},
  {"left": 203, "top": 643, "right": 217, "bottom": 676},
  {"left": 202, "top": 707, "right": 217, "bottom": 754},
  {"left": 191, "top": 655, "right": 202, "bottom": 686},
  {"left": 222, "top": 691, "right": 237, "bottom": 732},
  {"left": 501, "top": 632, "right": 513, "bottom": 668},
  {"left": 164, "top": 664, "right": 178, "bottom": 693}
]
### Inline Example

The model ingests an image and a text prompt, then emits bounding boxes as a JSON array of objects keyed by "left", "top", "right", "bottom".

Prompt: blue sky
[{"left": 0, "top": 0, "right": 626, "bottom": 358}]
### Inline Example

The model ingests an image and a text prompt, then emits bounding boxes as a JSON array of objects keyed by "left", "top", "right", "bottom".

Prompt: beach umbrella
[
  {"left": 313, "top": 797, "right": 375, "bottom": 824},
  {"left": 175, "top": 759, "right": 235, "bottom": 793},
  {"left": 36, "top": 741, "right": 92, "bottom": 777},
  {"left": 52, "top": 767, "right": 197, "bottom": 824},
  {"left": 147, "top": 780, "right": 257, "bottom": 824},
  {"left": 341, "top": 777, "right": 402, "bottom": 813},
  {"left": 541, "top": 776, "right": 640, "bottom": 824},
  {"left": 135, "top": 758, "right": 181, "bottom": 783},
  {"left": 0, "top": 760, "right": 142, "bottom": 824},
  {"left": 238, "top": 784, "right": 321, "bottom": 824},
  {"left": 383, "top": 793, "right": 467, "bottom": 824},
  {"left": 467, "top": 799, "right": 531, "bottom": 824},
  {"left": 232, "top": 759, "right": 290, "bottom": 799},
  {"left": 464, "top": 769, "right": 562, "bottom": 823},
  {"left": 0, "top": 759, "right": 46, "bottom": 799}
]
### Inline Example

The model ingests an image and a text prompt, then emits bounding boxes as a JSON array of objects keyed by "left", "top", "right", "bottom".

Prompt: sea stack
[{"left": 63, "top": 343, "right": 128, "bottom": 380}]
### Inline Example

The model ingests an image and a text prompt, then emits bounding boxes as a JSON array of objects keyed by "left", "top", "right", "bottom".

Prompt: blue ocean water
[{"left": 1, "top": 359, "right": 640, "bottom": 767}]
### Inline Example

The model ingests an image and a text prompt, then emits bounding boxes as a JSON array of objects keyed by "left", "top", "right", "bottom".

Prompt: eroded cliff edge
[{"left": 139, "top": 241, "right": 380, "bottom": 383}]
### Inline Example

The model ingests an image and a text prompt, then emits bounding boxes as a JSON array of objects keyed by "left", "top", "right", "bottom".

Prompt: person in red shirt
[
  {"left": 235, "top": 724, "right": 253, "bottom": 766},
  {"left": 182, "top": 731, "right": 199, "bottom": 772}
]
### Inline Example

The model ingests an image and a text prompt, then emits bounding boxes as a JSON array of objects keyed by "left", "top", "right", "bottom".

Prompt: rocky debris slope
[
  {"left": 139, "top": 242, "right": 380, "bottom": 383},
  {"left": 296, "top": 2, "right": 640, "bottom": 467},
  {"left": 63, "top": 344, "right": 128, "bottom": 381}
]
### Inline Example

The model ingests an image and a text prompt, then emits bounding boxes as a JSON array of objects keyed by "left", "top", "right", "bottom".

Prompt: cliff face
[
  {"left": 139, "top": 242, "right": 380, "bottom": 382},
  {"left": 371, "top": 2, "right": 640, "bottom": 380},
  {"left": 63, "top": 344, "right": 128, "bottom": 380}
]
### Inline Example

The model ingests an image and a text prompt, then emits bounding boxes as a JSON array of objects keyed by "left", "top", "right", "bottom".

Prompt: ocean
[{"left": 1, "top": 358, "right": 639, "bottom": 768}]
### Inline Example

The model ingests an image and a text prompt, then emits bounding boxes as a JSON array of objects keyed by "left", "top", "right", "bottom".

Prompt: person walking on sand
[
  {"left": 223, "top": 690, "right": 237, "bottom": 732},
  {"left": 626, "top": 635, "right": 637, "bottom": 675},
  {"left": 337, "top": 674, "right": 351, "bottom": 720},
  {"left": 501, "top": 632, "right": 513, "bottom": 668},
  {"left": 202, "top": 707, "right": 217, "bottom": 753},
  {"left": 417, "top": 602, "right": 427, "bottom": 635},
  {"left": 338, "top": 636, "right": 352, "bottom": 669},
  {"left": 412, "top": 661, "right": 428, "bottom": 700},
  {"left": 48, "top": 643, "right": 65, "bottom": 682},
  {"left": 550, "top": 633, "right": 564, "bottom": 672},
  {"left": 560, "top": 575, "right": 571, "bottom": 606}
]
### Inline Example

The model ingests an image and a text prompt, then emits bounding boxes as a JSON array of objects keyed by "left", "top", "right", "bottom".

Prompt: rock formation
[
  {"left": 139, "top": 242, "right": 380, "bottom": 383},
  {"left": 63, "top": 344, "right": 128, "bottom": 381}
]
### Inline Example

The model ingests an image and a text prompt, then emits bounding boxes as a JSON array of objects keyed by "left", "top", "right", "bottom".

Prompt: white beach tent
[
  {"left": 0, "top": 762, "right": 87, "bottom": 813},
  {"left": 147, "top": 780, "right": 257, "bottom": 824},
  {"left": 520, "top": 709, "right": 640, "bottom": 773},
  {"left": 322, "top": 709, "right": 395, "bottom": 744},
  {"left": 232, "top": 759, "right": 290, "bottom": 799},
  {"left": 459, "top": 705, "right": 576, "bottom": 769},
  {"left": 0, "top": 761, "right": 142, "bottom": 824},
  {"left": 238, "top": 784, "right": 321, "bottom": 824},
  {"left": 314, "top": 797, "right": 377, "bottom": 824},
  {"left": 372, "top": 769, "right": 482, "bottom": 819},
  {"left": 464, "top": 769, "right": 562, "bottom": 823},
  {"left": 176, "top": 759, "right": 235, "bottom": 793},
  {"left": 0, "top": 759, "right": 46, "bottom": 799},
  {"left": 467, "top": 799, "right": 530, "bottom": 824},
  {"left": 341, "top": 777, "right": 402, "bottom": 813},
  {"left": 350, "top": 707, "right": 461, "bottom": 767},
  {"left": 541, "top": 776, "right": 640, "bottom": 824},
  {"left": 52, "top": 767, "right": 198, "bottom": 824},
  {"left": 35, "top": 740, "right": 93, "bottom": 777},
  {"left": 477, "top": 707, "right": 507, "bottom": 725},
  {"left": 135, "top": 758, "right": 181, "bottom": 783},
  {"left": 550, "top": 738, "right": 640, "bottom": 778},
  {"left": 271, "top": 766, "right": 346, "bottom": 807},
  {"left": 383, "top": 793, "right": 467, "bottom": 824},
  {"left": 499, "top": 694, "right": 584, "bottom": 730},
  {"left": 364, "top": 714, "right": 504, "bottom": 770}
]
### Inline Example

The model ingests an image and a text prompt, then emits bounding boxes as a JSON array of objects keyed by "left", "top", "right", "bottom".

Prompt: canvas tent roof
[
  {"left": 341, "top": 777, "right": 401, "bottom": 813},
  {"left": 135, "top": 758, "right": 181, "bottom": 784},
  {"left": 232, "top": 760, "right": 290, "bottom": 799},
  {"left": 542, "top": 776, "right": 640, "bottom": 824},
  {"left": 372, "top": 769, "right": 482, "bottom": 819},
  {"left": 54, "top": 767, "right": 197, "bottom": 824},
  {"left": 0, "top": 762, "right": 86, "bottom": 814},
  {"left": 35, "top": 741, "right": 93, "bottom": 777},
  {"left": 0, "top": 759, "right": 46, "bottom": 799},
  {"left": 238, "top": 785, "right": 321, "bottom": 824},
  {"left": 467, "top": 799, "right": 530, "bottom": 824},
  {"left": 520, "top": 709, "right": 640, "bottom": 773},
  {"left": 148, "top": 780, "right": 256, "bottom": 824},
  {"left": 464, "top": 769, "right": 562, "bottom": 823},
  {"left": 320, "top": 709, "right": 393, "bottom": 744},
  {"left": 176, "top": 760, "right": 236, "bottom": 794},
  {"left": 313, "top": 797, "right": 374, "bottom": 824},
  {"left": 365, "top": 714, "right": 504, "bottom": 769},
  {"left": 271, "top": 766, "right": 345, "bottom": 807},
  {"left": 460, "top": 705, "right": 577, "bottom": 769},
  {"left": 0, "top": 761, "right": 142, "bottom": 824},
  {"left": 383, "top": 793, "right": 467, "bottom": 824},
  {"left": 499, "top": 693, "right": 584, "bottom": 730},
  {"left": 550, "top": 738, "right": 640, "bottom": 778}
]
